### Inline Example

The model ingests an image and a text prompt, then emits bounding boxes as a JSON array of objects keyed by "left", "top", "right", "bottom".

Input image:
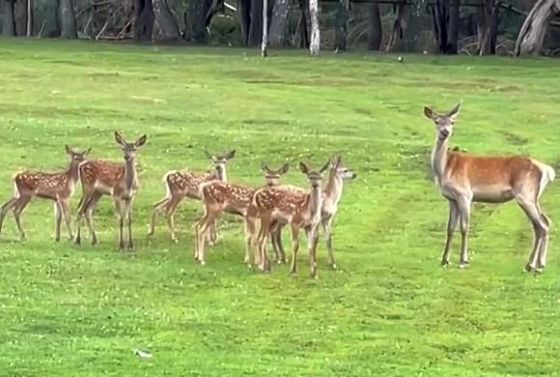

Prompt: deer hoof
[
  {"left": 534, "top": 267, "right": 544, "bottom": 274},
  {"left": 199, "top": 260, "right": 206, "bottom": 266},
  {"left": 440, "top": 260, "right": 450, "bottom": 268},
  {"left": 458, "top": 262, "right": 469, "bottom": 269},
  {"left": 524, "top": 264, "right": 534, "bottom": 273}
]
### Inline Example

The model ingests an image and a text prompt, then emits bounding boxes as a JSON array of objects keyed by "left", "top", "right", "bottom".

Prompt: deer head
[
  {"left": 65, "top": 145, "right": 91, "bottom": 164},
  {"left": 205, "top": 149, "right": 236, "bottom": 181},
  {"left": 331, "top": 155, "right": 357, "bottom": 180},
  {"left": 299, "top": 160, "right": 330, "bottom": 190},
  {"left": 261, "top": 162, "right": 290, "bottom": 186},
  {"left": 114, "top": 132, "right": 147, "bottom": 161},
  {"left": 424, "top": 101, "right": 461, "bottom": 142}
]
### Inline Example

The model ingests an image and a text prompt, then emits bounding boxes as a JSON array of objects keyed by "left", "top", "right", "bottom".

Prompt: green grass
[{"left": 1, "top": 38, "right": 560, "bottom": 376}]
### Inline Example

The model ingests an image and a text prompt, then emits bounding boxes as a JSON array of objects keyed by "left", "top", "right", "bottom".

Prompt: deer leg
[
  {"left": 308, "top": 225, "right": 320, "bottom": 279},
  {"left": 54, "top": 201, "right": 62, "bottom": 242},
  {"left": 197, "top": 209, "right": 219, "bottom": 266},
  {"left": 289, "top": 224, "right": 300, "bottom": 275},
  {"left": 208, "top": 219, "right": 219, "bottom": 246},
  {"left": 269, "top": 220, "right": 280, "bottom": 262},
  {"left": 537, "top": 213, "right": 551, "bottom": 271},
  {"left": 275, "top": 225, "right": 287, "bottom": 264},
  {"left": 456, "top": 197, "right": 471, "bottom": 268},
  {"left": 84, "top": 193, "right": 102, "bottom": 246},
  {"left": 165, "top": 195, "right": 183, "bottom": 243},
  {"left": 194, "top": 210, "right": 210, "bottom": 261},
  {"left": 13, "top": 196, "right": 32, "bottom": 240},
  {"left": 0, "top": 197, "right": 18, "bottom": 235},
  {"left": 322, "top": 215, "right": 336, "bottom": 269},
  {"left": 75, "top": 194, "right": 94, "bottom": 245},
  {"left": 148, "top": 196, "right": 169, "bottom": 236},
  {"left": 59, "top": 199, "right": 73, "bottom": 240},
  {"left": 441, "top": 200, "right": 459, "bottom": 267},
  {"left": 114, "top": 198, "right": 125, "bottom": 250},
  {"left": 244, "top": 216, "right": 257, "bottom": 266},
  {"left": 256, "top": 216, "right": 272, "bottom": 272},
  {"left": 517, "top": 197, "right": 547, "bottom": 272},
  {"left": 124, "top": 199, "right": 134, "bottom": 250}
]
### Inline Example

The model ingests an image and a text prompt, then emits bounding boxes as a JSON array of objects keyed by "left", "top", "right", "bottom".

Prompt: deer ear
[
  {"left": 299, "top": 162, "right": 310, "bottom": 175},
  {"left": 334, "top": 155, "right": 342, "bottom": 168},
  {"left": 114, "top": 132, "right": 125, "bottom": 146},
  {"left": 205, "top": 150, "right": 214, "bottom": 160},
  {"left": 225, "top": 149, "right": 236, "bottom": 160},
  {"left": 279, "top": 163, "right": 290, "bottom": 175},
  {"left": 136, "top": 134, "right": 148, "bottom": 147},
  {"left": 84, "top": 147, "right": 92, "bottom": 156},
  {"left": 424, "top": 107, "right": 436, "bottom": 120},
  {"left": 65, "top": 145, "right": 72, "bottom": 155},
  {"left": 319, "top": 159, "right": 331, "bottom": 173},
  {"left": 448, "top": 101, "right": 462, "bottom": 119},
  {"left": 261, "top": 161, "right": 270, "bottom": 173}
]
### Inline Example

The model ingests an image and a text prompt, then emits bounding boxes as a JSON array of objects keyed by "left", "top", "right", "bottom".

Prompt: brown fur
[
  {"left": 148, "top": 150, "right": 235, "bottom": 243},
  {"left": 425, "top": 102, "right": 554, "bottom": 271},
  {"left": 0, "top": 146, "right": 89, "bottom": 241},
  {"left": 75, "top": 132, "right": 147, "bottom": 250}
]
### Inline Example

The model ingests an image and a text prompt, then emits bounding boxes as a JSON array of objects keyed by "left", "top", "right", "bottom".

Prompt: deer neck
[
  {"left": 431, "top": 136, "right": 449, "bottom": 180},
  {"left": 220, "top": 169, "right": 227, "bottom": 182},
  {"left": 306, "top": 185, "right": 323, "bottom": 224},
  {"left": 324, "top": 170, "right": 343, "bottom": 206},
  {"left": 67, "top": 160, "right": 82, "bottom": 184},
  {"left": 124, "top": 157, "right": 137, "bottom": 191}
]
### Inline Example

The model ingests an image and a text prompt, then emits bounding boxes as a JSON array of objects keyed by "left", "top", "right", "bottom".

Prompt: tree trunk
[
  {"left": 2, "top": 1, "right": 16, "bottom": 35},
  {"left": 58, "top": 0, "right": 77, "bottom": 38},
  {"left": 134, "top": 0, "right": 155, "bottom": 41},
  {"left": 514, "top": 0, "right": 560, "bottom": 56},
  {"left": 477, "top": 0, "right": 501, "bottom": 55},
  {"left": 261, "top": 0, "right": 268, "bottom": 56},
  {"left": 25, "top": 0, "right": 32, "bottom": 36},
  {"left": 448, "top": 0, "right": 460, "bottom": 53},
  {"left": 334, "top": 0, "right": 348, "bottom": 51},
  {"left": 299, "top": 0, "right": 309, "bottom": 48},
  {"left": 368, "top": 0, "right": 382, "bottom": 50},
  {"left": 239, "top": 0, "right": 251, "bottom": 44},
  {"left": 247, "top": 0, "right": 263, "bottom": 46},
  {"left": 14, "top": 0, "right": 28, "bottom": 36},
  {"left": 309, "top": 0, "right": 320, "bottom": 55},
  {"left": 153, "top": 0, "right": 180, "bottom": 40},
  {"left": 385, "top": 0, "right": 405, "bottom": 51},
  {"left": 432, "top": 0, "right": 450, "bottom": 53},
  {"left": 269, "top": 0, "right": 289, "bottom": 47}
]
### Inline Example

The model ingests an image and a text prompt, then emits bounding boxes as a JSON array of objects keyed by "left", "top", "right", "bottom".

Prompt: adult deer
[
  {"left": 269, "top": 155, "right": 357, "bottom": 268},
  {"left": 74, "top": 132, "right": 147, "bottom": 250},
  {"left": 194, "top": 162, "right": 290, "bottom": 266},
  {"left": 253, "top": 160, "right": 330, "bottom": 278},
  {"left": 0, "top": 146, "right": 90, "bottom": 241},
  {"left": 148, "top": 150, "right": 235, "bottom": 243},
  {"left": 424, "top": 102, "right": 555, "bottom": 272}
]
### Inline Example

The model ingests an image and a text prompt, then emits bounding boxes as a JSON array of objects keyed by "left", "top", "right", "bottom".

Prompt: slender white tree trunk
[
  {"left": 309, "top": 0, "right": 320, "bottom": 55},
  {"left": 261, "top": 0, "right": 269, "bottom": 57}
]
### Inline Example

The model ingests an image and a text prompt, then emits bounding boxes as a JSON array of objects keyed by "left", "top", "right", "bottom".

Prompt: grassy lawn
[{"left": 1, "top": 39, "right": 560, "bottom": 376}]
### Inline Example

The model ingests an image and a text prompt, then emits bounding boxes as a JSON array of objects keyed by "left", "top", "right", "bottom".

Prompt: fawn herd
[{"left": 0, "top": 102, "right": 555, "bottom": 277}]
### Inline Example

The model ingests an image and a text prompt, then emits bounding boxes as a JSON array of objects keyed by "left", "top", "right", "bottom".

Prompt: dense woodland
[{"left": 0, "top": 0, "right": 559, "bottom": 56}]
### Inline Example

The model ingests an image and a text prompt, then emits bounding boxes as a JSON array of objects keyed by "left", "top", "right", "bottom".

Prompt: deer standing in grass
[
  {"left": 269, "top": 155, "right": 357, "bottom": 268},
  {"left": 425, "top": 102, "right": 555, "bottom": 272},
  {"left": 253, "top": 161, "right": 330, "bottom": 278},
  {"left": 75, "top": 132, "right": 147, "bottom": 250},
  {"left": 194, "top": 162, "right": 290, "bottom": 266},
  {"left": 0, "top": 146, "right": 90, "bottom": 241},
  {"left": 148, "top": 150, "right": 235, "bottom": 243}
]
